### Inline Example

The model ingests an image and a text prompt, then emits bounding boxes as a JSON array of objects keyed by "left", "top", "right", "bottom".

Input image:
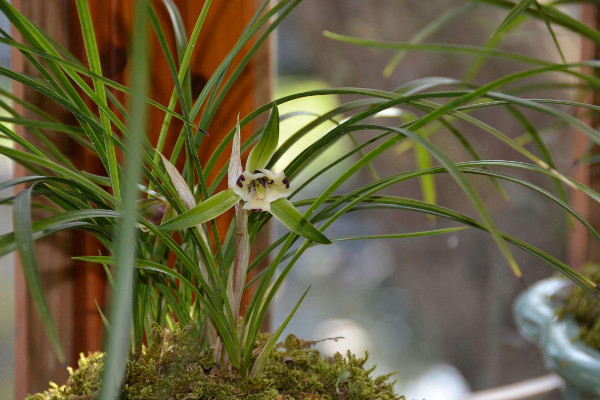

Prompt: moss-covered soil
[
  {"left": 559, "top": 265, "right": 600, "bottom": 351},
  {"left": 26, "top": 325, "right": 404, "bottom": 400}
]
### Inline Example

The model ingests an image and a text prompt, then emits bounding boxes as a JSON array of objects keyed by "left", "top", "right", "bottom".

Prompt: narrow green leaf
[
  {"left": 323, "top": 31, "right": 549, "bottom": 66},
  {"left": 262, "top": 228, "right": 470, "bottom": 267},
  {"left": 270, "top": 198, "right": 331, "bottom": 244},
  {"left": 0, "top": 209, "right": 120, "bottom": 256},
  {"left": 350, "top": 195, "right": 599, "bottom": 298},
  {"left": 464, "top": 13, "right": 524, "bottom": 82},
  {"left": 284, "top": 151, "right": 600, "bottom": 294},
  {"left": 75, "top": 256, "right": 203, "bottom": 299},
  {"left": 392, "top": 127, "right": 523, "bottom": 276},
  {"left": 99, "top": 0, "right": 150, "bottom": 398},
  {"left": 505, "top": 104, "right": 568, "bottom": 207},
  {"left": 75, "top": 255, "right": 240, "bottom": 365},
  {"left": 0, "top": 0, "right": 113, "bottom": 170},
  {"left": 414, "top": 143, "right": 437, "bottom": 210},
  {"left": 160, "top": 188, "right": 240, "bottom": 231},
  {"left": 494, "top": 0, "right": 536, "bottom": 36},
  {"left": 0, "top": 33, "right": 198, "bottom": 132},
  {"left": 332, "top": 227, "right": 466, "bottom": 242},
  {"left": 153, "top": 0, "right": 212, "bottom": 162},
  {"left": 439, "top": 118, "right": 508, "bottom": 199},
  {"left": 535, "top": 2, "right": 566, "bottom": 64},
  {"left": 13, "top": 186, "right": 65, "bottom": 362},
  {"left": 249, "top": 286, "right": 310, "bottom": 377},
  {"left": 147, "top": 3, "right": 225, "bottom": 269},
  {"left": 103, "top": 262, "right": 115, "bottom": 289},
  {"left": 383, "top": 3, "right": 475, "bottom": 77},
  {"left": 158, "top": 0, "right": 188, "bottom": 63},
  {"left": 246, "top": 103, "right": 280, "bottom": 171},
  {"left": 195, "top": 0, "right": 301, "bottom": 141},
  {"left": 347, "top": 133, "right": 379, "bottom": 181},
  {"left": 76, "top": 0, "right": 121, "bottom": 200},
  {"left": 95, "top": 299, "right": 111, "bottom": 333},
  {"left": 469, "top": 0, "right": 600, "bottom": 44},
  {"left": 0, "top": 176, "right": 47, "bottom": 192},
  {"left": 0, "top": 145, "right": 117, "bottom": 207}
]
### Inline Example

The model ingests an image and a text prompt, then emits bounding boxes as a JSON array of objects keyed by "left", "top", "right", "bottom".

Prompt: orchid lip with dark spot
[{"left": 236, "top": 174, "right": 245, "bottom": 188}]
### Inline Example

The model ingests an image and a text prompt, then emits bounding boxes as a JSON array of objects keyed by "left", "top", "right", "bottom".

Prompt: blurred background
[
  {"left": 0, "top": 1, "right": 587, "bottom": 399},
  {"left": 0, "top": 5, "right": 14, "bottom": 398},
  {"left": 271, "top": 1, "right": 580, "bottom": 399}
]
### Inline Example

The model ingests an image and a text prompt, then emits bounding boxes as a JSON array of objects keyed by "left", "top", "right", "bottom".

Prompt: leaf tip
[
  {"left": 315, "top": 232, "right": 332, "bottom": 245},
  {"left": 157, "top": 220, "right": 173, "bottom": 231}
]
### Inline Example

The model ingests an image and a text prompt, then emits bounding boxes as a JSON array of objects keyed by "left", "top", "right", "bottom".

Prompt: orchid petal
[
  {"left": 228, "top": 114, "right": 243, "bottom": 190},
  {"left": 232, "top": 168, "right": 291, "bottom": 212},
  {"left": 160, "top": 153, "right": 195, "bottom": 210}
]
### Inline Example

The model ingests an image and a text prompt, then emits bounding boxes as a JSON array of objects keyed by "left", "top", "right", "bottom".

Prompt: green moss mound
[
  {"left": 559, "top": 264, "right": 600, "bottom": 351},
  {"left": 27, "top": 325, "right": 404, "bottom": 400}
]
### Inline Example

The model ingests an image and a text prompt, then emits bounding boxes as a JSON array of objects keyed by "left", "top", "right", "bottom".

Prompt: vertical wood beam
[
  {"left": 67, "top": 0, "right": 133, "bottom": 363},
  {"left": 13, "top": 2, "right": 74, "bottom": 398},
  {"left": 568, "top": 5, "right": 600, "bottom": 268},
  {"left": 14, "top": 0, "right": 271, "bottom": 397}
]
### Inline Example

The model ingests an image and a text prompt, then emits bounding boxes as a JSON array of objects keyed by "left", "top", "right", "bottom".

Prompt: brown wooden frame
[{"left": 568, "top": 4, "right": 600, "bottom": 269}]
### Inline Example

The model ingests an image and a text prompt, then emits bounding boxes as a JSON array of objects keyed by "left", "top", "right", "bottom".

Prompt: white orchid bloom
[
  {"left": 232, "top": 168, "right": 291, "bottom": 212},
  {"left": 161, "top": 106, "right": 330, "bottom": 245}
]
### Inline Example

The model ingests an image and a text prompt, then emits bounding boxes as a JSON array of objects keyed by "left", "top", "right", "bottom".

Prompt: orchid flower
[
  {"left": 159, "top": 104, "right": 331, "bottom": 245},
  {"left": 136, "top": 198, "right": 168, "bottom": 232},
  {"left": 232, "top": 169, "right": 290, "bottom": 212}
]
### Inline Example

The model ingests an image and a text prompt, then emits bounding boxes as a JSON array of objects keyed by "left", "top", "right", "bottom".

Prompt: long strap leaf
[
  {"left": 76, "top": 0, "right": 121, "bottom": 200},
  {"left": 99, "top": 1, "right": 150, "bottom": 398},
  {"left": 13, "top": 186, "right": 65, "bottom": 362}
]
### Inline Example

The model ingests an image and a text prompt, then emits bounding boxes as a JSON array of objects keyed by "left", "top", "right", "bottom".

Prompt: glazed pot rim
[{"left": 513, "top": 277, "right": 600, "bottom": 395}]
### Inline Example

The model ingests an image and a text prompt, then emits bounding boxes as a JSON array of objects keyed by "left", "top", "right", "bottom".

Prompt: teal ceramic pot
[{"left": 513, "top": 277, "right": 600, "bottom": 400}]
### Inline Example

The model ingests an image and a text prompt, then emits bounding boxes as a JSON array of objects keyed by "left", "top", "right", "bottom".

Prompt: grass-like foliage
[{"left": 3, "top": 0, "right": 600, "bottom": 397}]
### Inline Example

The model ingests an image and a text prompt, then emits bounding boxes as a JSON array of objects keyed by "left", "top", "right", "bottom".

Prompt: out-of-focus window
[
  {"left": 273, "top": 1, "right": 578, "bottom": 399},
  {"left": 0, "top": 7, "right": 14, "bottom": 400}
]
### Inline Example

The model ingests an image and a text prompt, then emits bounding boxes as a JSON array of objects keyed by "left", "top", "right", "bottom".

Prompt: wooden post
[
  {"left": 568, "top": 4, "right": 600, "bottom": 268},
  {"left": 14, "top": 1, "right": 271, "bottom": 397},
  {"left": 13, "top": 2, "right": 75, "bottom": 397}
]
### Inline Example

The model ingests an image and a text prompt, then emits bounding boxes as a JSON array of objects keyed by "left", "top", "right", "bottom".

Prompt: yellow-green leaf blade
[
  {"left": 246, "top": 103, "right": 279, "bottom": 171},
  {"left": 414, "top": 143, "right": 437, "bottom": 211},
  {"left": 494, "top": 0, "right": 537, "bottom": 36},
  {"left": 270, "top": 198, "right": 331, "bottom": 245},
  {"left": 159, "top": 188, "right": 239, "bottom": 231},
  {"left": 13, "top": 186, "right": 65, "bottom": 363}
]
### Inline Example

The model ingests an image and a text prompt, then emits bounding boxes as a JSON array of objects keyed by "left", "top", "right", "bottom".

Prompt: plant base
[{"left": 26, "top": 324, "right": 403, "bottom": 400}]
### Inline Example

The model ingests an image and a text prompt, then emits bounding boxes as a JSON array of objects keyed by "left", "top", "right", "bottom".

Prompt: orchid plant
[
  {"left": 3, "top": 0, "right": 600, "bottom": 398},
  {"left": 159, "top": 108, "right": 330, "bottom": 246}
]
